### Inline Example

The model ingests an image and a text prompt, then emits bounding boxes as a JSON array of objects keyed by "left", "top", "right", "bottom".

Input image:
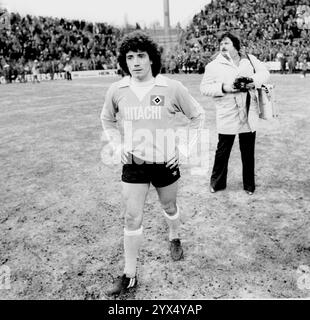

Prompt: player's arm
[
  {"left": 100, "top": 84, "right": 122, "bottom": 151},
  {"left": 172, "top": 82, "right": 205, "bottom": 157}
]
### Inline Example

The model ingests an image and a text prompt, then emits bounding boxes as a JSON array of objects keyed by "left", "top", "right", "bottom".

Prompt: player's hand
[
  {"left": 100, "top": 142, "right": 118, "bottom": 166},
  {"left": 101, "top": 142, "right": 130, "bottom": 165},
  {"left": 166, "top": 154, "right": 179, "bottom": 169},
  {"left": 166, "top": 144, "right": 189, "bottom": 168},
  {"left": 121, "top": 148, "right": 131, "bottom": 164},
  {"left": 114, "top": 144, "right": 131, "bottom": 164}
]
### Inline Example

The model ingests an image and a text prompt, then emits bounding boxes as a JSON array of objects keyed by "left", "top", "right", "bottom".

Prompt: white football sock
[
  {"left": 163, "top": 205, "right": 181, "bottom": 241},
  {"left": 123, "top": 226, "right": 143, "bottom": 278}
]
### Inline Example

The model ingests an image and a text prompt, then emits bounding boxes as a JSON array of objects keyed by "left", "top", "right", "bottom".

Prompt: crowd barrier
[
  {"left": 72, "top": 69, "right": 118, "bottom": 78},
  {"left": 1, "top": 63, "right": 309, "bottom": 84},
  {"left": 265, "top": 61, "right": 281, "bottom": 71},
  {"left": 265, "top": 61, "right": 310, "bottom": 71},
  {"left": 0, "top": 69, "right": 118, "bottom": 84}
]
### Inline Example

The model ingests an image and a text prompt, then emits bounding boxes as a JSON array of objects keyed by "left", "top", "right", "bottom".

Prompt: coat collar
[
  {"left": 118, "top": 74, "right": 168, "bottom": 88},
  {"left": 215, "top": 52, "right": 235, "bottom": 66},
  {"left": 215, "top": 52, "right": 253, "bottom": 69}
]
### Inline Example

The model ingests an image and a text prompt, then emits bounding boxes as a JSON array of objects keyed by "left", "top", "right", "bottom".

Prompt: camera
[{"left": 233, "top": 76, "right": 254, "bottom": 91}]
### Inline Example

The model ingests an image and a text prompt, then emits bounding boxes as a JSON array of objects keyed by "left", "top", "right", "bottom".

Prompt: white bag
[
  {"left": 247, "top": 54, "right": 278, "bottom": 120},
  {"left": 257, "top": 84, "right": 278, "bottom": 120}
]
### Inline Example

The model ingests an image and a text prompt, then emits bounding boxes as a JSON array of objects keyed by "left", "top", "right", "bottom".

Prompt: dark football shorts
[{"left": 121, "top": 154, "right": 181, "bottom": 188}]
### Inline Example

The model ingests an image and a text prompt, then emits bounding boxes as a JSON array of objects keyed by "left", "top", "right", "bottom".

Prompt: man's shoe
[
  {"left": 209, "top": 186, "right": 216, "bottom": 193},
  {"left": 170, "top": 239, "right": 184, "bottom": 261},
  {"left": 106, "top": 274, "right": 137, "bottom": 296},
  {"left": 210, "top": 185, "right": 226, "bottom": 193},
  {"left": 245, "top": 188, "right": 254, "bottom": 195}
]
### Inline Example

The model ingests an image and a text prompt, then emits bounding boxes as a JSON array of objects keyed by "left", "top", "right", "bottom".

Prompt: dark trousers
[
  {"left": 66, "top": 71, "right": 72, "bottom": 80},
  {"left": 210, "top": 132, "right": 256, "bottom": 192}
]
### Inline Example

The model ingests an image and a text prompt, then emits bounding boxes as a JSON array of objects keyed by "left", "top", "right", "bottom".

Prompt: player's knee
[
  {"left": 161, "top": 201, "right": 177, "bottom": 216},
  {"left": 125, "top": 210, "right": 143, "bottom": 230}
]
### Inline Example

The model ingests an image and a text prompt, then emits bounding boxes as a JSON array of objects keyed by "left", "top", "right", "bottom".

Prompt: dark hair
[
  {"left": 219, "top": 32, "right": 241, "bottom": 52},
  {"left": 117, "top": 31, "right": 162, "bottom": 77}
]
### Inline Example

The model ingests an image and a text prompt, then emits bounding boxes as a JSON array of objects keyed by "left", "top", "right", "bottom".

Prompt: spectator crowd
[
  {"left": 1, "top": 0, "right": 310, "bottom": 82},
  {"left": 0, "top": 9, "right": 121, "bottom": 82},
  {"left": 163, "top": 0, "right": 310, "bottom": 74}
]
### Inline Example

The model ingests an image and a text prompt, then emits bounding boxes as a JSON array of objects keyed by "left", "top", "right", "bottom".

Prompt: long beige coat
[{"left": 200, "top": 53, "right": 270, "bottom": 134}]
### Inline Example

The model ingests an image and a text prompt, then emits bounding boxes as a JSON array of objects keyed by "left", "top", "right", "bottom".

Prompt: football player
[{"left": 100, "top": 31, "right": 205, "bottom": 296}]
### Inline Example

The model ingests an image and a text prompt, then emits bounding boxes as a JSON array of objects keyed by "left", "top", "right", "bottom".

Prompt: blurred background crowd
[{"left": 0, "top": 0, "right": 309, "bottom": 82}]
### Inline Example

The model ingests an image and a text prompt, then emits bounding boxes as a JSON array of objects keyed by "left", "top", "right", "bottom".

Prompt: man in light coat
[{"left": 200, "top": 32, "right": 270, "bottom": 195}]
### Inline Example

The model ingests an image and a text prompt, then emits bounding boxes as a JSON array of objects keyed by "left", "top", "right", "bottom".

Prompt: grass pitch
[{"left": 0, "top": 74, "right": 309, "bottom": 299}]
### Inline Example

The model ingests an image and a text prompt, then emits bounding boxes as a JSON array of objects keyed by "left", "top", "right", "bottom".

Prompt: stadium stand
[
  {"left": 0, "top": 0, "right": 309, "bottom": 82},
  {"left": 0, "top": 10, "right": 122, "bottom": 82},
  {"left": 173, "top": 0, "right": 310, "bottom": 73}
]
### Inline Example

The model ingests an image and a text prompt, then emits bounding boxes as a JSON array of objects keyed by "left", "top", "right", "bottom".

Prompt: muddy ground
[{"left": 0, "top": 74, "right": 309, "bottom": 299}]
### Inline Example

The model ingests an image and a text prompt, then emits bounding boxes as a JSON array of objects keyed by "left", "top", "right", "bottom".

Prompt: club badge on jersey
[{"left": 150, "top": 95, "right": 165, "bottom": 106}]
